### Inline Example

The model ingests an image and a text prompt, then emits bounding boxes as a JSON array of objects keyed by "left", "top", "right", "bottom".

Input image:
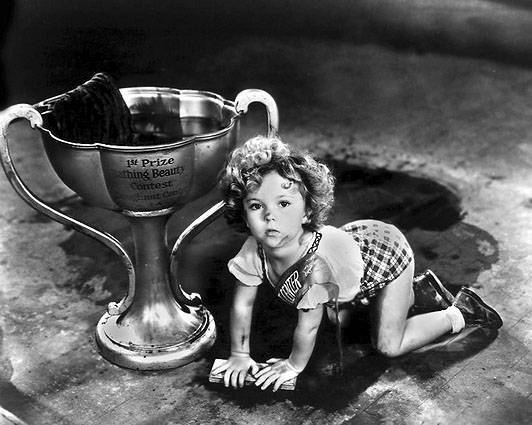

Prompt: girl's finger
[
  {"left": 230, "top": 369, "right": 240, "bottom": 389},
  {"left": 260, "top": 374, "right": 277, "bottom": 391},
  {"left": 254, "top": 365, "right": 271, "bottom": 378},
  {"left": 254, "top": 373, "right": 266, "bottom": 386},
  {"left": 273, "top": 376, "right": 285, "bottom": 392},
  {"left": 254, "top": 370, "right": 273, "bottom": 387},
  {"left": 237, "top": 369, "right": 247, "bottom": 388},
  {"left": 266, "top": 358, "right": 283, "bottom": 364},
  {"left": 223, "top": 369, "right": 233, "bottom": 388}
]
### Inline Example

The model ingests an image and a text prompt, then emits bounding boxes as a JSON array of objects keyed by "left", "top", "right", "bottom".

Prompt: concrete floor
[{"left": 1, "top": 1, "right": 532, "bottom": 424}]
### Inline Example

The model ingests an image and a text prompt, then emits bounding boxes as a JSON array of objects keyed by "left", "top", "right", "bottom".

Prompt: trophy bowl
[{"left": 0, "top": 86, "right": 279, "bottom": 370}]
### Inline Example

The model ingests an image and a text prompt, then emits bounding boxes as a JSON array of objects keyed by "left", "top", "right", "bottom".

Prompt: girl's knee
[{"left": 372, "top": 336, "right": 403, "bottom": 358}]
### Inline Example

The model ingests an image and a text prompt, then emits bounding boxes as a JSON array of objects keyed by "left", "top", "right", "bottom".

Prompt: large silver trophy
[{"left": 0, "top": 86, "right": 278, "bottom": 370}]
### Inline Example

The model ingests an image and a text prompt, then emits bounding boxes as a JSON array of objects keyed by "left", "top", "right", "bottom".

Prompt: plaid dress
[{"left": 341, "top": 220, "right": 413, "bottom": 303}]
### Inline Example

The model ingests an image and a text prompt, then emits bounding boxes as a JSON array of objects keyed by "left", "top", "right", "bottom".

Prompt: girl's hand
[
  {"left": 254, "top": 358, "right": 302, "bottom": 392},
  {"left": 211, "top": 354, "right": 260, "bottom": 389}
]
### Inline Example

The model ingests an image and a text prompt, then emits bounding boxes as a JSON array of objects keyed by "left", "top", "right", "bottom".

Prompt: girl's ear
[{"left": 303, "top": 209, "right": 312, "bottom": 224}]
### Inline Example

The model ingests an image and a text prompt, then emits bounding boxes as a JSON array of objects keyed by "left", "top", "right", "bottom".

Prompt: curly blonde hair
[{"left": 220, "top": 136, "right": 335, "bottom": 231}]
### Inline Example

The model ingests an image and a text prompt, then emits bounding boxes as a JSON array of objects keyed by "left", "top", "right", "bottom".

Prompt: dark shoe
[
  {"left": 453, "top": 287, "right": 503, "bottom": 329},
  {"left": 413, "top": 270, "right": 455, "bottom": 312}
]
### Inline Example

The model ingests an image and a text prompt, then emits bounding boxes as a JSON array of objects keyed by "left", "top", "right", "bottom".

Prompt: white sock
[{"left": 445, "top": 305, "right": 465, "bottom": 334}]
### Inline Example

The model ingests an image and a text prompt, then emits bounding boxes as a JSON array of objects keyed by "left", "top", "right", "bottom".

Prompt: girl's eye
[
  {"left": 248, "top": 203, "right": 262, "bottom": 211},
  {"left": 280, "top": 200, "right": 291, "bottom": 207}
]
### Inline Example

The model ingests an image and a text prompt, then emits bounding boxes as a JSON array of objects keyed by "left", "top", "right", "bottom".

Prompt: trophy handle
[
  {"left": 235, "top": 89, "right": 279, "bottom": 137},
  {"left": 169, "top": 201, "right": 225, "bottom": 310},
  {"left": 0, "top": 104, "right": 135, "bottom": 316}
]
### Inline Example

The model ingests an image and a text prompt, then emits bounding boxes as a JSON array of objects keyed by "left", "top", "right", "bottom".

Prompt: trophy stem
[
  {"left": 129, "top": 215, "right": 174, "bottom": 303},
  {"left": 95, "top": 213, "right": 216, "bottom": 370}
]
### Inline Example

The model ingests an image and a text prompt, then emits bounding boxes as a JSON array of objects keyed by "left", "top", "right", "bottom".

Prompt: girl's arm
[
  {"left": 230, "top": 282, "right": 257, "bottom": 355},
  {"left": 212, "top": 281, "right": 259, "bottom": 388},
  {"left": 255, "top": 305, "right": 324, "bottom": 391},
  {"left": 288, "top": 305, "right": 324, "bottom": 370}
]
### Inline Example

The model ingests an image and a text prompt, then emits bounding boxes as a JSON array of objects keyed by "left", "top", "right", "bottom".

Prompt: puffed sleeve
[
  {"left": 227, "top": 236, "right": 263, "bottom": 286},
  {"left": 296, "top": 254, "right": 339, "bottom": 309},
  {"left": 297, "top": 283, "right": 338, "bottom": 309}
]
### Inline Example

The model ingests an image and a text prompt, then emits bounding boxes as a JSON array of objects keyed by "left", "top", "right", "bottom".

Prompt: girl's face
[{"left": 243, "top": 171, "right": 308, "bottom": 252}]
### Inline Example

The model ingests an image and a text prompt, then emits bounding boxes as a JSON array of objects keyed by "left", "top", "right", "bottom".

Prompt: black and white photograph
[{"left": 0, "top": 1, "right": 530, "bottom": 424}]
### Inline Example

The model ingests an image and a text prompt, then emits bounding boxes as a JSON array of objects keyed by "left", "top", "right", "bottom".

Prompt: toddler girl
[{"left": 212, "top": 136, "right": 502, "bottom": 392}]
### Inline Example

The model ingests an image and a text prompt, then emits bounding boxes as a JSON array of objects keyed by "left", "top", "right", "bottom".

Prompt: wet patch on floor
[{"left": 328, "top": 161, "right": 465, "bottom": 231}]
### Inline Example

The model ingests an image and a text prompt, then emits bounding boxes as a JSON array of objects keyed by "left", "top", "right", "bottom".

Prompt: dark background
[{"left": 2, "top": 0, "right": 532, "bottom": 108}]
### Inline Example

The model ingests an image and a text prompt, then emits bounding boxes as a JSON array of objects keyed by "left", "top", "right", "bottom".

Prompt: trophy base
[{"left": 95, "top": 308, "right": 216, "bottom": 370}]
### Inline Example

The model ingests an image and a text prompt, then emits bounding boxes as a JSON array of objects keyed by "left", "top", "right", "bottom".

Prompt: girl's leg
[{"left": 371, "top": 260, "right": 453, "bottom": 357}]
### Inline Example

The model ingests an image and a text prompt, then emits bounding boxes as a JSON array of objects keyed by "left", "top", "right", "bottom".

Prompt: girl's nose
[{"left": 264, "top": 209, "right": 275, "bottom": 222}]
